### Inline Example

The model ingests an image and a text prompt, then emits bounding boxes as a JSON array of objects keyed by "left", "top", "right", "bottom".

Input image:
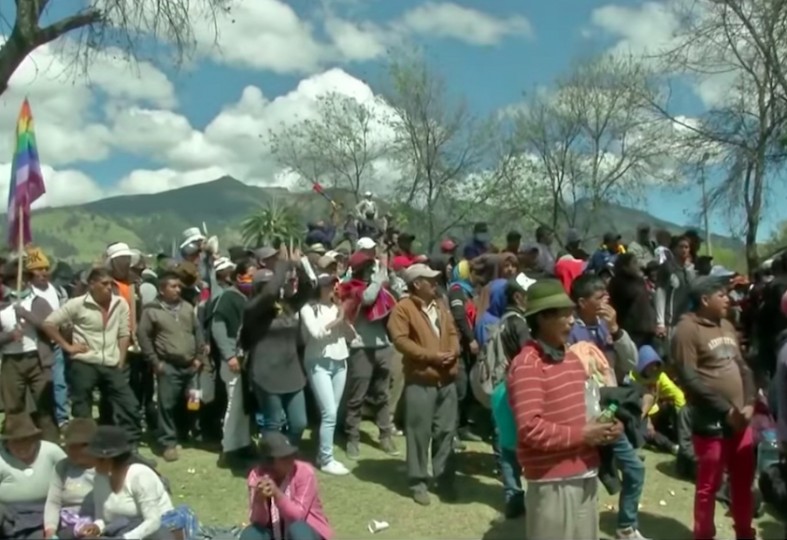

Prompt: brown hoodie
[{"left": 671, "top": 312, "right": 754, "bottom": 414}]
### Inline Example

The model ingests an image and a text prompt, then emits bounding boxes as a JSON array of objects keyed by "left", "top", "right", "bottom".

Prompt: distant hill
[{"left": 7, "top": 176, "right": 743, "bottom": 263}]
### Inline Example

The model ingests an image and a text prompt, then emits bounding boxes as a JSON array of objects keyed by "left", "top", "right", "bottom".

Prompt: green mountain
[{"left": 10, "top": 176, "right": 742, "bottom": 264}]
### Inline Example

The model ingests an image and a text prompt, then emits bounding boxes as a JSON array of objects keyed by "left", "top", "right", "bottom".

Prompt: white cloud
[
  {"left": 395, "top": 2, "right": 532, "bottom": 45},
  {"left": 105, "top": 67, "right": 399, "bottom": 193},
  {"left": 0, "top": 38, "right": 175, "bottom": 167},
  {"left": 590, "top": 2, "right": 679, "bottom": 57},
  {"left": 0, "top": 0, "right": 531, "bottom": 213},
  {"left": 0, "top": 163, "right": 104, "bottom": 208}
]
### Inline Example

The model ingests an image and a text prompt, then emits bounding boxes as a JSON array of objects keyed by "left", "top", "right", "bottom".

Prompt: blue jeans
[
  {"left": 240, "top": 521, "right": 319, "bottom": 540},
  {"left": 612, "top": 433, "right": 645, "bottom": 529},
  {"left": 254, "top": 385, "right": 308, "bottom": 447},
  {"left": 499, "top": 447, "right": 524, "bottom": 504},
  {"left": 52, "top": 347, "right": 69, "bottom": 425},
  {"left": 305, "top": 357, "right": 347, "bottom": 466}
]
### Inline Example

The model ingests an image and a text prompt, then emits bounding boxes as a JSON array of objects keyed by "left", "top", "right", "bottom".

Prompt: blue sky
[{"left": 1, "top": 0, "right": 780, "bottom": 240}]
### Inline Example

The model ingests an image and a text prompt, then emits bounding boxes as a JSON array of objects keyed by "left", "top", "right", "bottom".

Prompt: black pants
[
  {"left": 404, "top": 382, "right": 458, "bottom": 491},
  {"left": 344, "top": 347, "right": 392, "bottom": 442},
  {"left": 128, "top": 351, "right": 157, "bottom": 430},
  {"left": 156, "top": 362, "right": 199, "bottom": 449},
  {"left": 69, "top": 361, "right": 142, "bottom": 444}
]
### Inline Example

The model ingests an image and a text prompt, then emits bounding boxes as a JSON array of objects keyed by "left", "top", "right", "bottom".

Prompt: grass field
[{"left": 146, "top": 422, "right": 785, "bottom": 540}]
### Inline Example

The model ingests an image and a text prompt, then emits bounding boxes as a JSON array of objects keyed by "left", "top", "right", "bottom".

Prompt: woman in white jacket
[{"left": 299, "top": 273, "right": 353, "bottom": 475}]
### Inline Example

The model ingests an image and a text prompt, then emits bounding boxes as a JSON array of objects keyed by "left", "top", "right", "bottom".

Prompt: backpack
[{"left": 470, "top": 311, "right": 522, "bottom": 409}]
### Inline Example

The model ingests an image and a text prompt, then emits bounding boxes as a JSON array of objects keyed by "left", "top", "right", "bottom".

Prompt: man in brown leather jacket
[{"left": 387, "top": 263, "right": 460, "bottom": 507}]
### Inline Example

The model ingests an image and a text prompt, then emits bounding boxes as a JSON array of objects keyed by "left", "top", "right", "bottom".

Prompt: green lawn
[{"left": 146, "top": 423, "right": 785, "bottom": 539}]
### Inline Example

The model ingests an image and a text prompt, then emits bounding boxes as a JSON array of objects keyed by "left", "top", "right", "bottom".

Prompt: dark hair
[
  {"left": 535, "top": 226, "right": 551, "bottom": 241},
  {"left": 670, "top": 235, "right": 690, "bottom": 250},
  {"left": 86, "top": 267, "right": 111, "bottom": 283},
  {"left": 614, "top": 252, "right": 637, "bottom": 274},
  {"left": 232, "top": 258, "right": 255, "bottom": 281},
  {"left": 157, "top": 271, "right": 180, "bottom": 288},
  {"left": 570, "top": 274, "right": 606, "bottom": 302},
  {"left": 505, "top": 279, "right": 525, "bottom": 306},
  {"left": 156, "top": 253, "right": 167, "bottom": 262},
  {"left": 506, "top": 231, "right": 522, "bottom": 243},
  {"left": 526, "top": 307, "right": 560, "bottom": 338}
]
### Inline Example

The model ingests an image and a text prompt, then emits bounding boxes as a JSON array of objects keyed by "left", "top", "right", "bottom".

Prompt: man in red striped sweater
[{"left": 508, "top": 279, "right": 622, "bottom": 540}]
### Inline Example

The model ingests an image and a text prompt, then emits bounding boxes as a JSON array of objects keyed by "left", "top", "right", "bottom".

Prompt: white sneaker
[
  {"left": 320, "top": 460, "right": 350, "bottom": 476},
  {"left": 615, "top": 528, "right": 650, "bottom": 540}
]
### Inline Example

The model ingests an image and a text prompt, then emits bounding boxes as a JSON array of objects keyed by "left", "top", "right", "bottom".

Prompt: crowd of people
[{"left": 0, "top": 211, "right": 785, "bottom": 540}]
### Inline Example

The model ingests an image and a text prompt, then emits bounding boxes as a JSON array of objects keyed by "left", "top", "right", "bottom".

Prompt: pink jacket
[{"left": 247, "top": 461, "right": 333, "bottom": 540}]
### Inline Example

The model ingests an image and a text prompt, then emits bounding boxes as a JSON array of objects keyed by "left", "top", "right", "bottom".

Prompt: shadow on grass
[
  {"left": 600, "top": 511, "right": 692, "bottom": 540},
  {"left": 759, "top": 518, "right": 786, "bottom": 539},
  {"left": 655, "top": 459, "right": 693, "bottom": 483},
  {"left": 352, "top": 457, "right": 504, "bottom": 510},
  {"left": 480, "top": 515, "right": 525, "bottom": 540},
  {"left": 457, "top": 449, "right": 498, "bottom": 479}
]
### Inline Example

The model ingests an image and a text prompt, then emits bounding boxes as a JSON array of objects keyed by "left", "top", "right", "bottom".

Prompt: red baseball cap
[{"left": 440, "top": 239, "right": 457, "bottom": 253}]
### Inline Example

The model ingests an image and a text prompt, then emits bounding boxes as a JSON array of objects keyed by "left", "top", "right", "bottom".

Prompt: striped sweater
[{"left": 507, "top": 341, "right": 598, "bottom": 481}]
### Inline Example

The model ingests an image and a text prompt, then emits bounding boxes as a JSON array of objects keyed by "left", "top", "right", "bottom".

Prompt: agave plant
[{"left": 240, "top": 198, "right": 302, "bottom": 248}]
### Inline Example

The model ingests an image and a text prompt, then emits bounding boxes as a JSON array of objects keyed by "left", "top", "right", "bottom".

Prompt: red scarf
[{"left": 337, "top": 278, "right": 396, "bottom": 323}]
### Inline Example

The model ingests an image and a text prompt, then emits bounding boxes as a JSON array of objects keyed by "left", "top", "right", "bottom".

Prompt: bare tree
[
  {"left": 0, "top": 0, "right": 230, "bottom": 95},
  {"left": 268, "top": 92, "right": 388, "bottom": 201},
  {"left": 382, "top": 50, "right": 508, "bottom": 249},
  {"left": 501, "top": 55, "right": 674, "bottom": 240},
  {"left": 654, "top": 0, "right": 787, "bottom": 272}
]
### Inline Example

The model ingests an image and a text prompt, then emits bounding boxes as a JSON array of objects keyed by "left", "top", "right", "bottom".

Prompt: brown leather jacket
[{"left": 387, "top": 295, "right": 460, "bottom": 386}]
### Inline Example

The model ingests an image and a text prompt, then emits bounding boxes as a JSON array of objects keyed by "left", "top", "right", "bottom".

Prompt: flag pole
[{"left": 15, "top": 205, "right": 24, "bottom": 295}]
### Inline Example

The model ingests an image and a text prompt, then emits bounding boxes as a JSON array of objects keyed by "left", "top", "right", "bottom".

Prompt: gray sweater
[{"left": 44, "top": 460, "right": 96, "bottom": 531}]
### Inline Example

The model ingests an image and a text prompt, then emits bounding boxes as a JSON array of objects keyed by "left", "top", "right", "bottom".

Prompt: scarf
[
  {"left": 449, "top": 260, "right": 474, "bottom": 296},
  {"left": 336, "top": 278, "right": 395, "bottom": 323}
]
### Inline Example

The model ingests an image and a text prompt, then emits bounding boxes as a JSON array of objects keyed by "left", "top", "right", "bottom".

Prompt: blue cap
[{"left": 636, "top": 345, "right": 662, "bottom": 374}]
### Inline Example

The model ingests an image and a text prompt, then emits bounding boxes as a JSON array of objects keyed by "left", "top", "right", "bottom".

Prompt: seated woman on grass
[
  {"left": 0, "top": 414, "right": 66, "bottom": 539},
  {"left": 76, "top": 426, "right": 174, "bottom": 540},
  {"left": 44, "top": 419, "right": 98, "bottom": 538},
  {"left": 244, "top": 432, "right": 333, "bottom": 540}
]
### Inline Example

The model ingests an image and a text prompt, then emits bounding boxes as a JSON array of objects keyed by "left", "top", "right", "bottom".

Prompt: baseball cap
[
  {"left": 356, "top": 237, "right": 376, "bottom": 250},
  {"left": 402, "top": 263, "right": 440, "bottom": 284},
  {"left": 348, "top": 251, "right": 374, "bottom": 270},
  {"left": 440, "top": 239, "right": 457, "bottom": 253}
]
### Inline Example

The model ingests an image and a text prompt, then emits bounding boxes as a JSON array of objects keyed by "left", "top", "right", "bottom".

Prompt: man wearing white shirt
[{"left": 0, "top": 259, "right": 59, "bottom": 442}]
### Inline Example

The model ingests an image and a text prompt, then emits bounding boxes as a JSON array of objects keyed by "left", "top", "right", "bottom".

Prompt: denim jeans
[
  {"left": 492, "top": 421, "right": 524, "bottom": 506},
  {"left": 240, "top": 521, "right": 319, "bottom": 540},
  {"left": 612, "top": 433, "right": 645, "bottom": 529},
  {"left": 52, "top": 347, "right": 69, "bottom": 425},
  {"left": 306, "top": 357, "right": 347, "bottom": 466},
  {"left": 254, "top": 385, "right": 308, "bottom": 447}
]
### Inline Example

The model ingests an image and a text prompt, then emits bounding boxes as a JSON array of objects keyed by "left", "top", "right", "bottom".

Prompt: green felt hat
[{"left": 524, "top": 279, "right": 575, "bottom": 317}]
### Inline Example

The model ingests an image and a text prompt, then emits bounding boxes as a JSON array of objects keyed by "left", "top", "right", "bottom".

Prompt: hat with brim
[
  {"left": 356, "top": 237, "right": 377, "bottom": 250},
  {"left": 63, "top": 418, "right": 97, "bottom": 446},
  {"left": 1, "top": 414, "right": 42, "bottom": 441},
  {"left": 524, "top": 279, "right": 575, "bottom": 317},
  {"left": 317, "top": 273, "right": 337, "bottom": 287},
  {"left": 307, "top": 243, "right": 327, "bottom": 255},
  {"left": 402, "top": 263, "right": 440, "bottom": 284},
  {"left": 262, "top": 432, "right": 298, "bottom": 459},
  {"left": 180, "top": 227, "right": 206, "bottom": 249},
  {"left": 254, "top": 246, "right": 278, "bottom": 261},
  {"left": 86, "top": 425, "right": 132, "bottom": 459},
  {"left": 106, "top": 242, "right": 134, "bottom": 260}
]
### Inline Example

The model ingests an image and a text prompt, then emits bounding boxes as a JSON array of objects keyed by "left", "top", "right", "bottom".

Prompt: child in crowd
[{"left": 625, "top": 345, "right": 687, "bottom": 454}]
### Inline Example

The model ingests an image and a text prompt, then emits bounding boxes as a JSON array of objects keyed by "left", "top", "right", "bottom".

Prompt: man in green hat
[{"left": 507, "top": 279, "right": 622, "bottom": 540}]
